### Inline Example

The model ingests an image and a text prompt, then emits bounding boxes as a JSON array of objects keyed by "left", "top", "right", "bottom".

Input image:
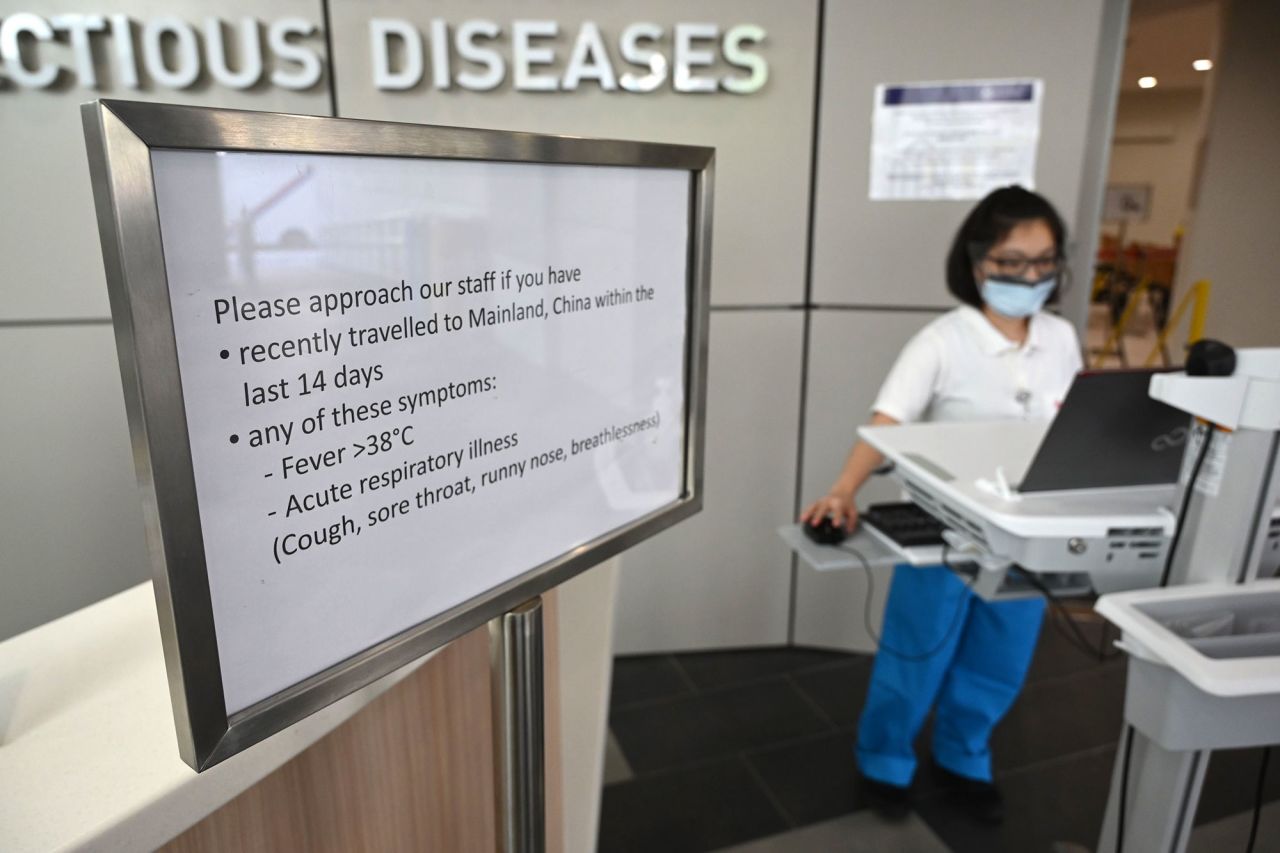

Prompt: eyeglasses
[{"left": 981, "top": 253, "right": 1063, "bottom": 280}]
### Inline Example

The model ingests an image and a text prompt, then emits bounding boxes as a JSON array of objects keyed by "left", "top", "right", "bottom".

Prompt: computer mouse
[{"left": 803, "top": 516, "right": 848, "bottom": 546}]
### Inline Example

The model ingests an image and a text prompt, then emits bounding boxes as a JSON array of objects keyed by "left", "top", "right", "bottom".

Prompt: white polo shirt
[{"left": 872, "top": 305, "right": 1083, "bottom": 425}]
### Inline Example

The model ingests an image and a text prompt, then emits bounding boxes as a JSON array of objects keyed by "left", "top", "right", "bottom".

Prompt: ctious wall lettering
[
  {"left": 0, "top": 13, "right": 323, "bottom": 90},
  {"left": 0, "top": 13, "right": 769, "bottom": 94}
]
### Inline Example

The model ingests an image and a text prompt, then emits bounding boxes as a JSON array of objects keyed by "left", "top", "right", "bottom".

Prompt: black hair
[{"left": 945, "top": 185, "right": 1068, "bottom": 308}]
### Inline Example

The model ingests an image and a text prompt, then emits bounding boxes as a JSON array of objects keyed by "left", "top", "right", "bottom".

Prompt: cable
[
  {"left": 1159, "top": 423, "right": 1215, "bottom": 588},
  {"left": 1008, "top": 565, "right": 1121, "bottom": 662},
  {"left": 1009, "top": 566, "right": 1098, "bottom": 658},
  {"left": 1246, "top": 746, "right": 1271, "bottom": 853},
  {"left": 838, "top": 543, "right": 975, "bottom": 662},
  {"left": 1116, "top": 723, "right": 1135, "bottom": 853}
]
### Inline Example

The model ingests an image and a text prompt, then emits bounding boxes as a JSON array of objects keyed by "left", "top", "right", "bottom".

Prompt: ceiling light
[
  {"left": 1193, "top": 59, "right": 1213, "bottom": 71},
  {"left": 1138, "top": 76, "right": 1158, "bottom": 89}
]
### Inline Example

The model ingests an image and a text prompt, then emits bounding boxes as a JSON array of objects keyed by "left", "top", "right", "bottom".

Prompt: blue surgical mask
[{"left": 981, "top": 275, "right": 1056, "bottom": 318}]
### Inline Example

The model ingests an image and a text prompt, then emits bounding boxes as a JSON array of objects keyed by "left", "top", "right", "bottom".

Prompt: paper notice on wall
[{"left": 869, "top": 79, "right": 1043, "bottom": 201}]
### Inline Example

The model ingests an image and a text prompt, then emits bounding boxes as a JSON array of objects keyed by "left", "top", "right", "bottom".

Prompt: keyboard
[{"left": 862, "top": 502, "right": 948, "bottom": 549}]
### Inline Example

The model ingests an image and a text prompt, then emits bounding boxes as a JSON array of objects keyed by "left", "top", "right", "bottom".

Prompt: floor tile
[
  {"left": 989, "top": 664, "right": 1126, "bottom": 774},
  {"left": 675, "top": 646, "right": 855, "bottom": 691},
  {"left": 743, "top": 731, "right": 866, "bottom": 826},
  {"left": 598, "top": 757, "right": 789, "bottom": 853},
  {"left": 917, "top": 745, "right": 1116, "bottom": 853},
  {"left": 789, "top": 656, "right": 876, "bottom": 729},
  {"left": 603, "top": 730, "right": 634, "bottom": 785},
  {"left": 601, "top": 645, "right": 1277, "bottom": 853},
  {"left": 610, "top": 654, "right": 693, "bottom": 709},
  {"left": 699, "top": 677, "right": 835, "bottom": 742},
  {"left": 713, "top": 810, "right": 951, "bottom": 853},
  {"left": 610, "top": 693, "right": 732, "bottom": 774},
  {"left": 611, "top": 678, "right": 832, "bottom": 775}
]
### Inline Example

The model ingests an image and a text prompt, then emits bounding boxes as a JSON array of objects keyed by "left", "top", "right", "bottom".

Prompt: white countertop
[{"left": 0, "top": 582, "right": 431, "bottom": 853}]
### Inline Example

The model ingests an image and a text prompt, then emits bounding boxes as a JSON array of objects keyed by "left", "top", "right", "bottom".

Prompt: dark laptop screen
[{"left": 1018, "top": 369, "right": 1190, "bottom": 493}]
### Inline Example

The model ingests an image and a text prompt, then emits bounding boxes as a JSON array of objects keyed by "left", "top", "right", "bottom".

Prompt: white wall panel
[
  {"left": 811, "top": 0, "right": 1109, "bottom": 311},
  {"left": 792, "top": 309, "right": 940, "bottom": 651},
  {"left": 613, "top": 310, "right": 803, "bottom": 653},
  {"left": 327, "top": 0, "right": 819, "bottom": 308},
  {"left": 0, "top": 0, "right": 331, "bottom": 321},
  {"left": 0, "top": 325, "right": 150, "bottom": 640},
  {"left": 1177, "top": 0, "right": 1280, "bottom": 349}
]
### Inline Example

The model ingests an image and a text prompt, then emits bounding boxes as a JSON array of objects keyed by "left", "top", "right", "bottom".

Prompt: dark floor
[{"left": 598, "top": 615, "right": 1280, "bottom": 853}]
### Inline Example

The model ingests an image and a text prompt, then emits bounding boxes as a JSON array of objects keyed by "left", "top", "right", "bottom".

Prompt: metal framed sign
[{"left": 82, "top": 100, "right": 712, "bottom": 771}]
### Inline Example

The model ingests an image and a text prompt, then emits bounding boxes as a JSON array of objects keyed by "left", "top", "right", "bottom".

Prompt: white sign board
[
  {"left": 83, "top": 101, "right": 711, "bottom": 769},
  {"left": 869, "top": 79, "right": 1043, "bottom": 200},
  {"left": 152, "top": 151, "right": 689, "bottom": 713}
]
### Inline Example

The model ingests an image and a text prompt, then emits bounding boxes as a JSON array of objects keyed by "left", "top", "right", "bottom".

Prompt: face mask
[{"left": 981, "top": 275, "right": 1056, "bottom": 318}]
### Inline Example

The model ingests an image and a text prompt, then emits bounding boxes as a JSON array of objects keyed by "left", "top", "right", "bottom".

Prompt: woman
[{"left": 801, "top": 185, "right": 1083, "bottom": 823}]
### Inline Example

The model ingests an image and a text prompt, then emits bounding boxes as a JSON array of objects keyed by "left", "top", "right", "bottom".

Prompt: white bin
[{"left": 1096, "top": 580, "right": 1280, "bottom": 751}]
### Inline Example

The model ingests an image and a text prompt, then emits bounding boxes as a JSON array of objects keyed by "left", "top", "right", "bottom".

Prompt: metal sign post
[{"left": 490, "top": 598, "right": 546, "bottom": 853}]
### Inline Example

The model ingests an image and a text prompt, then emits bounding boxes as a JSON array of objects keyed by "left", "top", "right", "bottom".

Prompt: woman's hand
[
  {"left": 800, "top": 492, "right": 859, "bottom": 532},
  {"left": 803, "top": 415, "right": 897, "bottom": 534}
]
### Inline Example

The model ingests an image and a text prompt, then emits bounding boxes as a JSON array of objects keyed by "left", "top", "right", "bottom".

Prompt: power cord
[
  {"left": 1159, "top": 422, "right": 1214, "bottom": 588},
  {"left": 1007, "top": 566, "right": 1122, "bottom": 663},
  {"left": 1246, "top": 746, "right": 1271, "bottom": 853},
  {"left": 837, "top": 543, "right": 975, "bottom": 662},
  {"left": 1116, "top": 723, "right": 1135, "bottom": 853}
]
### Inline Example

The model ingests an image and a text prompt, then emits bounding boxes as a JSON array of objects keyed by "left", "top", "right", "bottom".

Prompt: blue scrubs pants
[{"left": 855, "top": 564, "right": 1045, "bottom": 786}]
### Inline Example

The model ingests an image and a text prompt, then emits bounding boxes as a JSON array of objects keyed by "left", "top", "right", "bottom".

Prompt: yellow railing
[
  {"left": 1091, "top": 278, "right": 1211, "bottom": 368},
  {"left": 1143, "top": 279, "right": 1211, "bottom": 367},
  {"left": 1093, "top": 276, "right": 1157, "bottom": 367},
  {"left": 1091, "top": 269, "right": 1111, "bottom": 301}
]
